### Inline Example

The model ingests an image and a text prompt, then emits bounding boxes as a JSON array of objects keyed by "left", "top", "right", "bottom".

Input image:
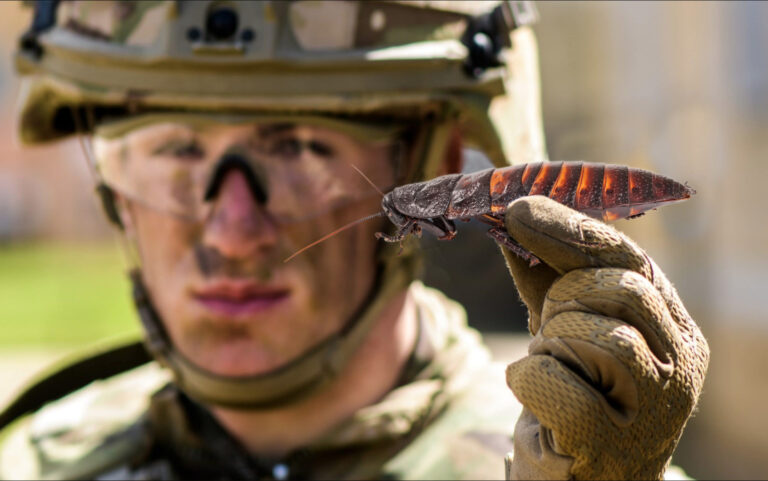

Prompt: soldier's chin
[{"left": 180, "top": 338, "right": 288, "bottom": 377}]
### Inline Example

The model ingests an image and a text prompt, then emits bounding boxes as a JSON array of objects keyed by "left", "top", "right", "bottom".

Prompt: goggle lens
[{"left": 93, "top": 116, "right": 400, "bottom": 224}]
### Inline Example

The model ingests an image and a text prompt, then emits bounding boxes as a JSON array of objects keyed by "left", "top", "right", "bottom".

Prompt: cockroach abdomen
[
  {"left": 528, "top": 161, "right": 563, "bottom": 196},
  {"left": 574, "top": 163, "right": 605, "bottom": 212},
  {"left": 520, "top": 162, "right": 543, "bottom": 193},
  {"left": 548, "top": 161, "right": 583, "bottom": 207},
  {"left": 601, "top": 164, "right": 630, "bottom": 221},
  {"left": 623, "top": 168, "right": 694, "bottom": 219},
  {"left": 489, "top": 164, "right": 528, "bottom": 215}
]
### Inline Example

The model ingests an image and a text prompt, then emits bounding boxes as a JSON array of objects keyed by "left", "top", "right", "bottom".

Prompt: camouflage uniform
[{"left": 0, "top": 283, "right": 521, "bottom": 480}]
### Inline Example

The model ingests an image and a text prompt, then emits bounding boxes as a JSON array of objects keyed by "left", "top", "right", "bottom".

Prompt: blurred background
[{"left": 0, "top": 1, "right": 766, "bottom": 479}]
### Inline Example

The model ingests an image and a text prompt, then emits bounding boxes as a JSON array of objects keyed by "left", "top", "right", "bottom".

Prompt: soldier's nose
[{"left": 203, "top": 170, "right": 277, "bottom": 259}]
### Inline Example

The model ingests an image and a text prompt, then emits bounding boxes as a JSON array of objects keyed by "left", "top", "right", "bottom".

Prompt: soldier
[{"left": 0, "top": 1, "right": 708, "bottom": 479}]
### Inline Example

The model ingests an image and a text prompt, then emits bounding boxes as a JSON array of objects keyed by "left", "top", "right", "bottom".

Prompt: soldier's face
[{"left": 98, "top": 121, "right": 396, "bottom": 376}]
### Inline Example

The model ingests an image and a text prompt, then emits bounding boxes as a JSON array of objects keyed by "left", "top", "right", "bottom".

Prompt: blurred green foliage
[{"left": 0, "top": 242, "right": 139, "bottom": 346}]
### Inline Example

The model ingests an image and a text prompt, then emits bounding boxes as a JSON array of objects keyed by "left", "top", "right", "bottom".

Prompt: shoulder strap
[{"left": 0, "top": 339, "right": 151, "bottom": 431}]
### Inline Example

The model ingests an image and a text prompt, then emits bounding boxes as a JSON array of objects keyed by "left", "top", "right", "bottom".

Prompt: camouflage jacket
[{"left": 0, "top": 283, "right": 522, "bottom": 480}]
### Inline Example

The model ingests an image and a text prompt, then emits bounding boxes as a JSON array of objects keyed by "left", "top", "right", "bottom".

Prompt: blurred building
[
  {"left": 535, "top": 2, "right": 768, "bottom": 478},
  {"left": 1, "top": 1, "right": 767, "bottom": 478},
  {"left": 0, "top": 4, "right": 110, "bottom": 242}
]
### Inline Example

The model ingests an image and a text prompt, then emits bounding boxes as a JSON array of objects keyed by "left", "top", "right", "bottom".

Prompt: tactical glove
[{"left": 499, "top": 196, "right": 709, "bottom": 480}]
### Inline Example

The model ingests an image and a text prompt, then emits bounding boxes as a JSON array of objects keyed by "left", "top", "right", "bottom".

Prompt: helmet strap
[{"left": 128, "top": 246, "right": 415, "bottom": 409}]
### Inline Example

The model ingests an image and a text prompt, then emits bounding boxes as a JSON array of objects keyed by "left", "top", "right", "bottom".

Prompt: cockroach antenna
[
  {"left": 283, "top": 163, "right": 390, "bottom": 262},
  {"left": 349, "top": 163, "right": 385, "bottom": 197},
  {"left": 283, "top": 212, "right": 383, "bottom": 262}
]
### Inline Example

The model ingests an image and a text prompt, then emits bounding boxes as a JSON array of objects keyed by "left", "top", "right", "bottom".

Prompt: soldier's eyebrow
[
  {"left": 256, "top": 123, "right": 296, "bottom": 138},
  {"left": 151, "top": 137, "right": 204, "bottom": 158}
]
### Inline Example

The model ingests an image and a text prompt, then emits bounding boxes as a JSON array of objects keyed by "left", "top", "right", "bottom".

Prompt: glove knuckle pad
[
  {"left": 506, "top": 355, "right": 605, "bottom": 441},
  {"left": 544, "top": 268, "right": 677, "bottom": 375},
  {"left": 533, "top": 314, "right": 648, "bottom": 425},
  {"left": 541, "top": 312, "right": 653, "bottom": 368}
]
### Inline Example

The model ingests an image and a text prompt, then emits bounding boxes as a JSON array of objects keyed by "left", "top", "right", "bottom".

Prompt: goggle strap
[{"left": 95, "top": 183, "right": 124, "bottom": 229}]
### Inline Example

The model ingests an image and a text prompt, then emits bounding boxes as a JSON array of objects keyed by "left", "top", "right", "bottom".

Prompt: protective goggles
[{"left": 92, "top": 113, "right": 404, "bottom": 224}]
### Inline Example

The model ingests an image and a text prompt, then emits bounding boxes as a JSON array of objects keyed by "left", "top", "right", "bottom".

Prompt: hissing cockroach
[
  {"left": 284, "top": 161, "right": 694, "bottom": 265},
  {"left": 374, "top": 161, "right": 695, "bottom": 265}
]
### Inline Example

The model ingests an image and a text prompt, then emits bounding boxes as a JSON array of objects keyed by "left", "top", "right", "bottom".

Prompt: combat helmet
[{"left": 13, "top": 0, "right": 545, "bottom": 409}]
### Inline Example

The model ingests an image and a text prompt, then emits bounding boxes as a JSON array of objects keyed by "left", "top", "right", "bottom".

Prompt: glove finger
[
  {"left": 531, "top": 311, "right": 659, "bottom": 427},
  {"left": 505, "top": 355, "right": 610, "bottom": 461},
  {"left": 506, "top": 408, "right": 574, "bottom": 481},
  {"left": 543, "top": 267, "right": 677, "bottom": 373},
  {"left": 505, "top": 196, "right": 650, "bottom": 276}
]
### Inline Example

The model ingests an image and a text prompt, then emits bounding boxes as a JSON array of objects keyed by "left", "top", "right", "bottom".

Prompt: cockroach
[{"left": 284, "top": 161, "right": 695, "bottom": 265}]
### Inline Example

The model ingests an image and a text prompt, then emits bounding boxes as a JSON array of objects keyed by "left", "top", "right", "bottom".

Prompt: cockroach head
[{"left": 381, "top": 195, "right": 408, "bottom": 228}]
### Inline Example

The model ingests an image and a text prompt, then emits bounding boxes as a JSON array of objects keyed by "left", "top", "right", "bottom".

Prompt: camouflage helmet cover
[{"left": 16, "top": 0, "right": 545, "bottom": 167}]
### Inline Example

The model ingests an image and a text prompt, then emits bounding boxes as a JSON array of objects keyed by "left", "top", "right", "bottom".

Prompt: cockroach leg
[
  {"left": 375, "top": 231, "right": 401, "bottom": 242},
  {"left": 374, "top": 231, "right": 407, "bottom": 255},
  {"left": 486, "top": 227, "right": 541, "bottom": 267}
]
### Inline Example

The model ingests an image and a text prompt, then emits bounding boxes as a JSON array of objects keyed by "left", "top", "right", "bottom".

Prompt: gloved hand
[{"left": 498, "top": 196, "right": 709, "bottom": 480}]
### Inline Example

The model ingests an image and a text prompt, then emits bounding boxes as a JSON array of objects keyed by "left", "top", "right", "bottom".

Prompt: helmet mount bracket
[{"left": 461, "top": 1, "right": 538, "bottom": 78}]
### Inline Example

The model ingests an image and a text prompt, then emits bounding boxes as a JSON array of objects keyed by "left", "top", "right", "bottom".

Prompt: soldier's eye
[
  {"left": 173, "top": 143, "right": 204, "bottom": 159},
  {"left": 272, "top": 138, "right": 303, "bottom": 158},
  {"left": 308, "top": 140, "right": 334, "bottom": 158}
]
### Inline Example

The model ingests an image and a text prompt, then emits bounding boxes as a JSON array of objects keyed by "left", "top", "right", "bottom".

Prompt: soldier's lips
[{"left": 193, "top": 281, "right": 290, "bottom": 317}]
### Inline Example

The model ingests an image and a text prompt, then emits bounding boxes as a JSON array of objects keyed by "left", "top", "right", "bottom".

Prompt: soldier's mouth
[{"left": 193, "top": 280, "right": 290, "bottom": 317}]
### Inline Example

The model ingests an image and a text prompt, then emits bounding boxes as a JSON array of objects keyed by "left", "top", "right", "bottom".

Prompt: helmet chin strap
[{"left": 129, "top": 251, "right": 416, "bottom": 409}]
